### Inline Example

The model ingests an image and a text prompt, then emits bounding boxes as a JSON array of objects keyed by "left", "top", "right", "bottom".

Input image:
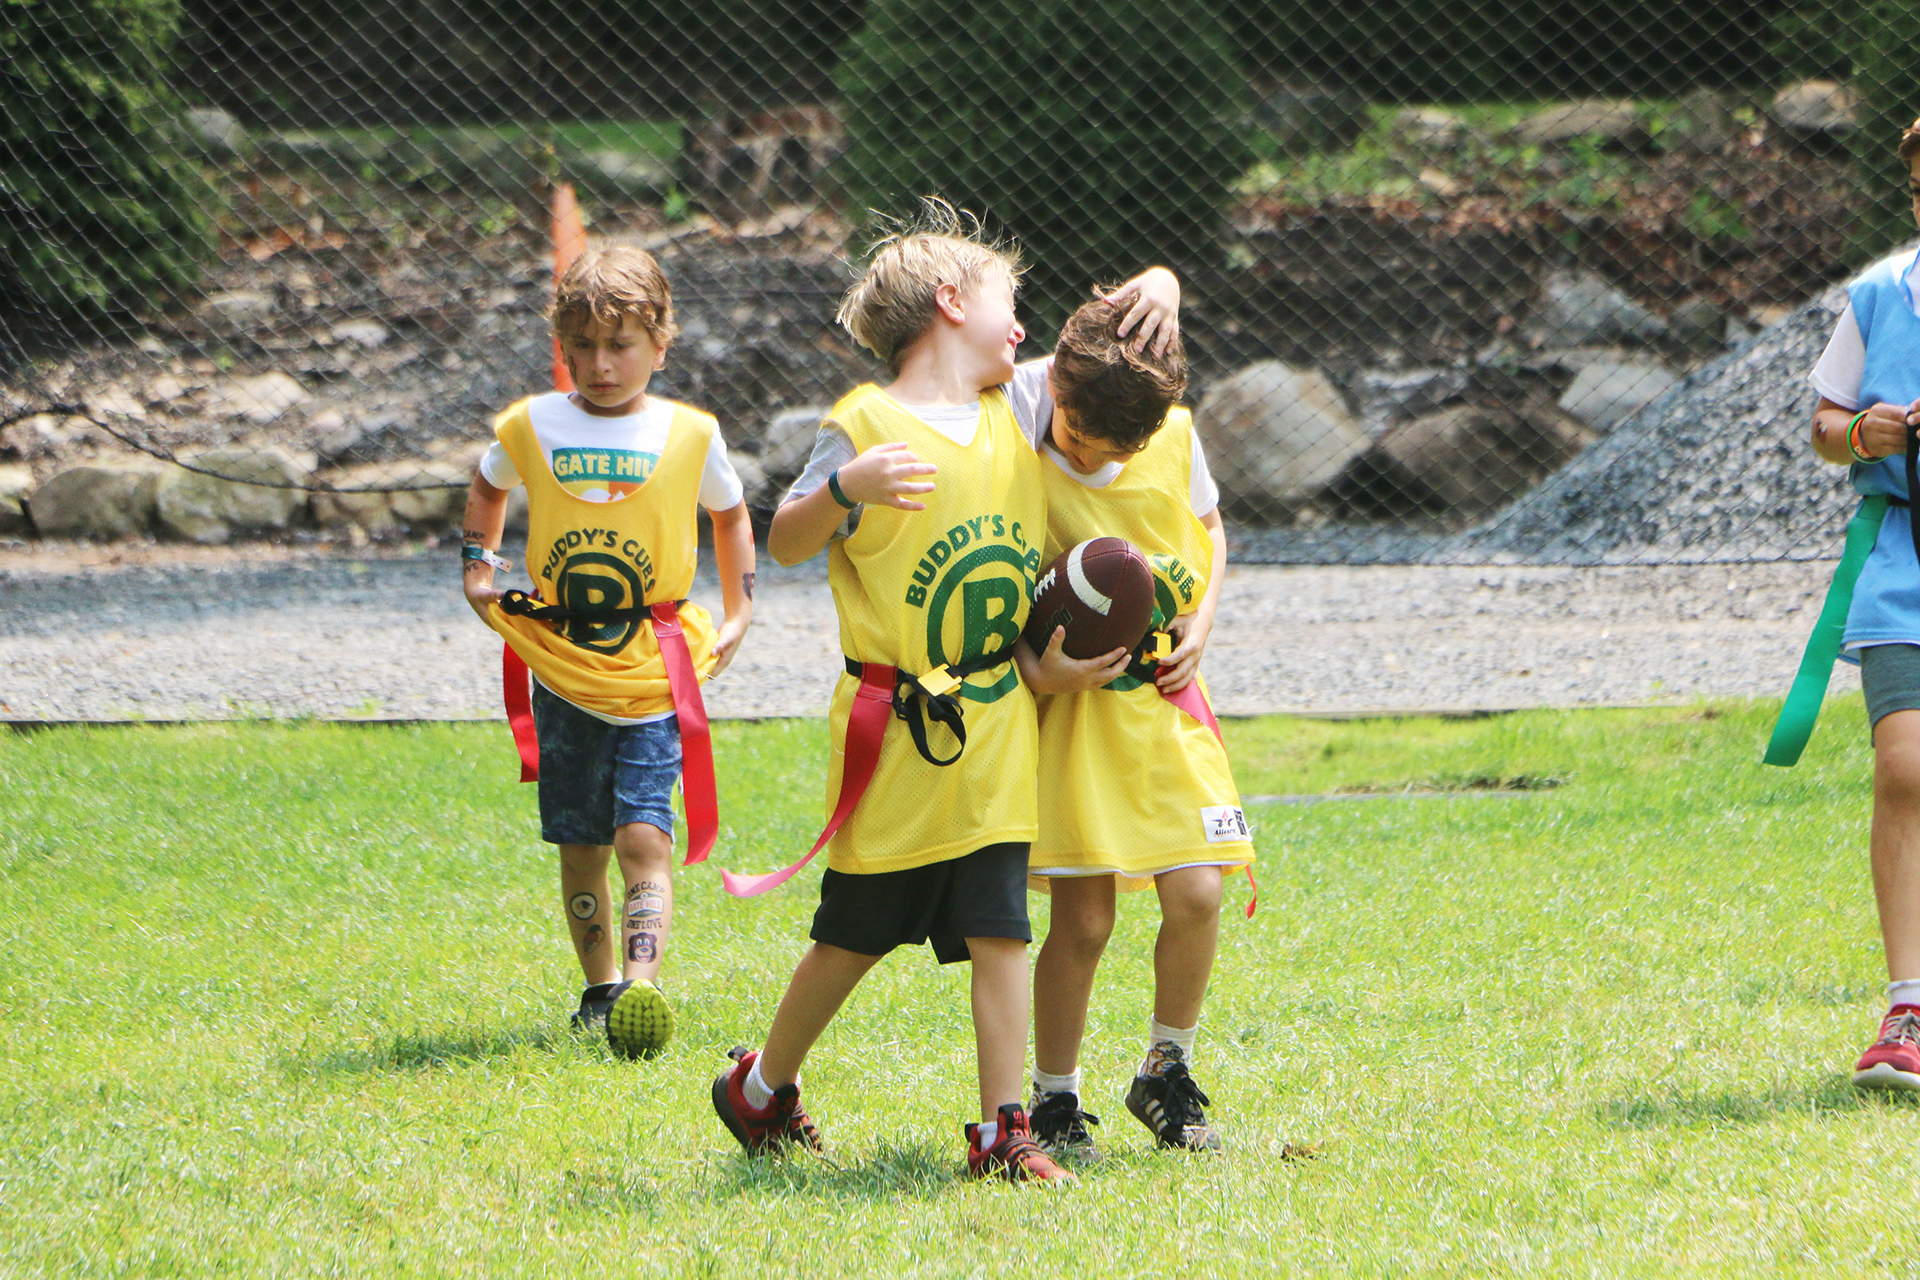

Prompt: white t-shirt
[
  {"left": 480, "top": 392, "right": 744, "bottom": 510},
  {"left": 1809, "top": 250, "right": 1920, "bottom": 409},
  {"left": 784, "top": 360, "right": 1220, "bottom": 516}
]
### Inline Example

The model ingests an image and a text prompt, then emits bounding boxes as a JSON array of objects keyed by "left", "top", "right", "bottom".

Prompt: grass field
[{"left": 3, "top": 701, "right": 1915, "bottom": 1275}]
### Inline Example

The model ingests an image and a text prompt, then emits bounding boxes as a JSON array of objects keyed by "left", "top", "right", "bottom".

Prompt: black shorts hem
[{"left": 809, "top": 842, "right": 1031, "bottom": 965}]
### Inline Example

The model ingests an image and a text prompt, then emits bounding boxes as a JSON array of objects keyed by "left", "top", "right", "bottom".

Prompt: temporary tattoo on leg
[
  {"left": 625, "top": 892, "right": 665, "bottom": 923},
  {"left": 742, "top": 571, "right": 755, "bottom": 600},
  {"left": 627, "top": 931, "right": 658, "bottom": 962},
  {"left": 462, "top": 529, "right": 486, "bottom": 545},
  {"left": 582, "top": 923, "right": 604, "bottom": 955},
  {"left": 569, "top": 892, "right": 598, "bottom": 921}
]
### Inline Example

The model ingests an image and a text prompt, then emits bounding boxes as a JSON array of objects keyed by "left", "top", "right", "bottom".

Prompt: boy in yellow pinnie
[{"left": 1015, "top": 293, "right": 1254, "bottom": 1160}]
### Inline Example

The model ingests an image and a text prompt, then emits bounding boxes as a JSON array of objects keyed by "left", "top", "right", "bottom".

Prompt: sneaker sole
[
  {"left": 606, "top": 980, "right": 673, "bottom": 1059},
  {"left": 1853, "top": 1062, "right": 1920, "bottom": 1091},
  {"left": 711, "top": 1071, "right": 759, "bottom": 1151}
]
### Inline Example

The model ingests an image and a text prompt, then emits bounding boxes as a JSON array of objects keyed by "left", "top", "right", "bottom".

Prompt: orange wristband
[{"left": 1848, "top": 412, "right": 1880, "bottom": 464}]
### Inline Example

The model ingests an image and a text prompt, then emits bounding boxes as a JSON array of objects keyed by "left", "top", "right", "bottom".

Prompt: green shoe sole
[{"left": 606, "top": 979, "right": 674, "bottom": 1060}]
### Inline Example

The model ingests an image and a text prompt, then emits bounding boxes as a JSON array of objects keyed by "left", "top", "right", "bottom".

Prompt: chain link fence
[{"left": 2, "top": 0, "right": 1914, "bottom": 562}]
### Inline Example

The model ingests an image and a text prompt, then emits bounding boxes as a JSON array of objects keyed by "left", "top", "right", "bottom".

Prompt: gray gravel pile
[{"left": 1451, "top": 283, "right": 1853, "bottom": 564}]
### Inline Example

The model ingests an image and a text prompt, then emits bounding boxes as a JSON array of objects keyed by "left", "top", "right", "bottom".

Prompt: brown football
[{"left": 1023, "top": 537, "right": 1156, "bottom": 660}]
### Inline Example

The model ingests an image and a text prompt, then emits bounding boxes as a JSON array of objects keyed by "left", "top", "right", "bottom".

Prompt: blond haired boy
[
  {"left": 461, "top": 246, "right": 755, "bottom": 1058},
  {"left": 710, "top": 203, "right": 1114, "bottom": 1183}
]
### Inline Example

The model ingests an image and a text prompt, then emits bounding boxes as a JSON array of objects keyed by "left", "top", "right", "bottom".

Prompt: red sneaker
[
  {"left": 965, "top": 1104, "right": 1077, "bottom": 1185},
  {"left": 1853, "top": 1005, "right": 1920, "bottom": 1091},
  {"left": 711, "top": 1046, "right": 826, "bottom": 1153}
]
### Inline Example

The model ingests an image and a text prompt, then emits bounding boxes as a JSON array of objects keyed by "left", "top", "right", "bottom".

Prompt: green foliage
[
  {"left": 1227, "top": 0, "right": 1781, "bottom": 102},
  {"left": 1767, "top": 0, "right": 1859, "bottom": 84},
  {"left": 1845, "top": 0, "right": 1920, "bottom": 257},
  {"left": 837, "top": 0, "right": 1251, "bottom": 334},
  {"left": 0, "top": 0, "right": 210, "bottom": 327}
]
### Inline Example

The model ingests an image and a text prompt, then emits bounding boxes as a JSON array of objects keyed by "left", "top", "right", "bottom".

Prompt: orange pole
[{"left": 550, "top": 182, "right": 588, "bottom": 392}]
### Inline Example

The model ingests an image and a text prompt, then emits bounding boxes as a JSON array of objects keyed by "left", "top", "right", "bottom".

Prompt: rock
[
  {"left": 85, "top": 385, "right": 147, "bottom": 420},
  {"left": 153, "top": 448, "right": 309, "bottom": 544},
  {"left": 754, "top": 405, "right": 829, "bottom": 483},
  {"left": 575, "top": 148, "right": 671, "bottom": 203},
  {"left": 196, "top": 290, "right": 275, "bottom": 330},
  {"left": 1525, "top": 272, "right": 1666, "bottom": 347},
  {"left": 1660, "top": 89, "right": 1739, "bottom": 154},
  {"left": 0, "top": 465, "right": 33, "bottom": 535},
  {"left": 329, "top": 320, "right": 390, "bottom": 349},
  {"left": 1668, "top": 297, "right": 1728, "bottom": 350},
  {"left": 1194, "top": 362, "right": 1370, "bottom": 516},
  {"left": 1512, "top": 99, "right": 1645, "bottom": 146},
  {"left": 184, "top": 106, "right": 248, "bottom": 159},
  {"left": 1375, "top": 404, "right": 1591, "bottom": 521},
  {"left": 1556, "top": 361, "right": 1680, "bottom": 432},
  {"left": 1770, "top": 79, "right": 1856, "bottom": 137},
  {"left": 1393, "top": 107, "right": 1471, "bottom": 151},
  {"left": 27, "top": 466, "right": 159, "bottom": 539},
  {"left": 202, "top": 372, "right": 310, "bottom": 424},
  {"left": 145, "top": 374, "right": 195, "bottom": 405},
  {"left": 731, "top": 455, "right": 772, "bottom": 511},
  {"left": 1350, "top": 367, "right": 1472, "bottom": 437},
  {"left": 1453, "top": 280, "right": 1859, "bottom": 563},
  {"left": 1254, "top": 85, "right": 1372, "bottom": 156},
  {"left": 1417, "top": 168, "right": 1464, "bottom": 199},
  {"left": 311, "top": 459, "right": 467, "bottom": 538},
  {"left": 265, "top": 130, "right": 389, "bottom": 172}
]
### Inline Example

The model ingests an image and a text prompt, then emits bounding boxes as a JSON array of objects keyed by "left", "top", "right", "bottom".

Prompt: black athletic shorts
[{"left": 809, "top": 842, "right": 1032, "bottom": 965}]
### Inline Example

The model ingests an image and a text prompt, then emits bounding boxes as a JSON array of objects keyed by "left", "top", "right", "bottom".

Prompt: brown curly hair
[
  {"left": 1049, "top": 295, "right": 1188, "bottom": 449},
  {"left": 548, "top": 246, "right": 678, "bottom": 348}
]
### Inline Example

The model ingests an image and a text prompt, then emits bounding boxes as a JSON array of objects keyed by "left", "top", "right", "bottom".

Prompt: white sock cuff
[
  {"left": 743, "top": 1057, "right": 776, "bottom": 1111},
  {"left": 1889, "top": 980, "right": 1920, "bottom": 1011},
  {"left": 1149, "top": 1018, "right": 1199, "bottom": 1053},
  {"left": 1032, "top": 1066, "right": 1081, "bottom": 1098},
  {"left": 975, "top": 1120, "right": 999, "bottom": 1149}
]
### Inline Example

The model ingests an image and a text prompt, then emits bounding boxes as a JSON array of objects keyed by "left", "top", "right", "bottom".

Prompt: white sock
[
  {"left": 743, "top": 1057, "right": 775, "bottom": 1110},
  {"left": 975, "top": 1120, "right": 999, "bottom": 1149},
  {"left": 1140, "top": 1017, "right": 1199, "bottom": 1076},
  {"left": 1032, "top": 1066, "right": 1081, "bottom": 1101},
  {"left": 1889, "top": 980, "right": 1920, "bottom": 1012}
]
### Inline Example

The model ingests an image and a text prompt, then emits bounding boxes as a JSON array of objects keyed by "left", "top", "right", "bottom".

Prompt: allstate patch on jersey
[{"left": 1200, "top": 805, "right": 1249, "bottom": 843}]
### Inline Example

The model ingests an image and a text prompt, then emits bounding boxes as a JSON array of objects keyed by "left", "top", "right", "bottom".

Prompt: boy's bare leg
[
  {"left": 1032, "top": 877, "right": 1117, "bottom": 1078},
  {"left": 757, "top": 943, "right": 882, "bottom": 1088},
  {"left": 557, "top": 844, "right": 619, "bottom": 986},
  {"left": 1873, "top": 712, "right": 1920, "bottom": 980},
  {"left": 613, "top": 822, "right": 674, "bottom": 985},
  {"left": 967, "top": 936, "right": 1031, "bottom": 1121},
  {"left": 1152, "top": 866, "right": 1225, "bottom": 1030}
]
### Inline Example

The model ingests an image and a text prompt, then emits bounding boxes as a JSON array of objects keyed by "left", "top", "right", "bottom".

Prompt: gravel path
[{"left": 0, "top": 546, "right": 1852, "bottom": 722}]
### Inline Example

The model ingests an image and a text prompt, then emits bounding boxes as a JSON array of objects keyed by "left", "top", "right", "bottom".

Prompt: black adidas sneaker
[
  {"left": 569, "top": 980, "right": 630, "bottom": 1031},
  {"left": 1125, "top": 1048, "right": 1223, "bottom": 1151},
  {"left": 1029, "top": 1090, "right": 1103, "bottom": 1164}
]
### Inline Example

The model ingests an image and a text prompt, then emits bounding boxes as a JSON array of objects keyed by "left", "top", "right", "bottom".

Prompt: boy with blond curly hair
[
  {"left": 461, "top": 246, "right": 755, "bottom": 1059},
  {"left": 710, "top": 203, "right": 1120, "bottom": 1183}
]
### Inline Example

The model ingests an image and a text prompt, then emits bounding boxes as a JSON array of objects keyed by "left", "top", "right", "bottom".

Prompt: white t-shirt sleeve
[
  {"left": 700, "top": 430, "right": 745, "bottom": 511},
  {"left": 478, "top": 440, "right": 521, "bottom": 490},
  {"left": 1189, "top": 429, "right": 1220, "bottom": 518},
  {"left": 1810, "top": 303, "right": 1866, "bottom": 409},
  {"left": 1005, "top": 358, "right": 1054, "bottom": 449}
]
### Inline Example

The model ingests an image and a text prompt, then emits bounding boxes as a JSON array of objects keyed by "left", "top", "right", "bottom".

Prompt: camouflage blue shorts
[{"left": 530, "top": 680, "right": 681, "bottom": 846}]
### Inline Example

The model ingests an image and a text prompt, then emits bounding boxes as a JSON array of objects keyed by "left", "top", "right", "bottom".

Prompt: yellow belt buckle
[
  {"left": 916, "top": 664, "right": 960, "bottom": 698},
  {"left": 1146, "top": 630, "right": 1174, "bottom": 663}
]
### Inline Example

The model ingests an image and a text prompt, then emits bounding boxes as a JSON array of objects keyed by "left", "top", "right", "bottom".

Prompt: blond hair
[
  {"left": 836, "top": 198, "right": 1023, "bottom": 373},
  {"left": 1902, "top": 116, "right": 1920, "bottom": 164},
  {"left": 548, "top": 246, "right": 678, "bottom": 348}
]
